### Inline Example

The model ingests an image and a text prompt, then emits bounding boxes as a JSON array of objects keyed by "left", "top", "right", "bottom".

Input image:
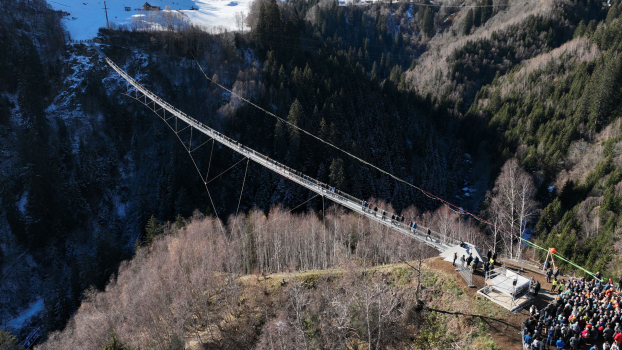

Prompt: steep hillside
[
  {"left": 463, "top": 4, "right": 622, "bottom": 276},
  {"left": 37, "top": 213, "right": 509, "bottom": 350}
]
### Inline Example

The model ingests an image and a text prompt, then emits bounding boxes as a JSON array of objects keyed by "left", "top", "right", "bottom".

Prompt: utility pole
[{"left": 103, "top": 1, "right": 109, "bottom": 29}]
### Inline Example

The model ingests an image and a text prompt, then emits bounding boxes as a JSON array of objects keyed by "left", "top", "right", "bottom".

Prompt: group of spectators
[
  {"left": 522, "top": 273, "right": 622, "bottom": 350},
  {"left": 452, "top": 248, "right": 498, "bottom": 275}
]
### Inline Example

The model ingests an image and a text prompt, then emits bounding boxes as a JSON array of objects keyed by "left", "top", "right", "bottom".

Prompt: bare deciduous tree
[{"left": 488, "top": 158, "right": 538, "bottom": 260}]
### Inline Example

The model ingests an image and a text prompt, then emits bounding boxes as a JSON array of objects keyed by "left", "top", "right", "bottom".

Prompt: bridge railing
[
  {"left": 498, "top": 254, "right": 544, "bottom": 273},
  {"left": 456, "top": 264, "right": 474, "bottom": 287}
]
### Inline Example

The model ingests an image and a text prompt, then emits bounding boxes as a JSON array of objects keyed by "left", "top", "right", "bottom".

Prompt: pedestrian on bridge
[
  {"left": 426, "top": 229, "right": 431, "bottom": 241},
  {"left": 453, "top": 252, "right": 457, "bottom": 267}
]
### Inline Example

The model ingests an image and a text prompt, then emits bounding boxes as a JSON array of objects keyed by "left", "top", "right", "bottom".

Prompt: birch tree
[{"left": 489, "top": 159, "right": 537, "bottom": 260}]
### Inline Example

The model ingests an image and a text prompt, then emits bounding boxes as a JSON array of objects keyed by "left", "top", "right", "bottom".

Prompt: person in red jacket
[
  {"left": 583, "top": 326, "right": 592, "bottom": 342},
  {"left": 615, "top": 331, "right": 622, "bottom": 346}
]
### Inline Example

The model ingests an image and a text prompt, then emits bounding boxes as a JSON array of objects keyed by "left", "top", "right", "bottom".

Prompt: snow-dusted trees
[{"left": 488, "top": 158, "right": 537, "bottom": 260}]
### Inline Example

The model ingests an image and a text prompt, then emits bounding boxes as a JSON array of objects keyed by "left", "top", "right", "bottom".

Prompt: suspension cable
[
  {"left": 205, "top": 156, "right": 248, "bottom": 185},
  {"left": 192, "top": 57, "right": 598, "bottom": 278},
  {"left": 232, "top": 158, "right": 250, "bottom": 232},
  {"left": 123, "top": 92, "right": 227, "bottom": 236},
  {"left": 206, "top": 138, "right": 214, "bottom": 179}
]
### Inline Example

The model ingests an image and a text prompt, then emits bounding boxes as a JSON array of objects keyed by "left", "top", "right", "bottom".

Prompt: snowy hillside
[{"left": 48, "top": 0, "right": 252, "bottom": 40}]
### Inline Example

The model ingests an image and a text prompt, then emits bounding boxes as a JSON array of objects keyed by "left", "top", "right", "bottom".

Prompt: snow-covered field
[{"left": 47, "top": 0, "right": 253, "bottom": 41}]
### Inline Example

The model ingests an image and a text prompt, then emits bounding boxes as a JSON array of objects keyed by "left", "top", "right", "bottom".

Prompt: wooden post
[
  {"left": 542, "top": 250, "right": 550, "bottom": 271},
  {"left": 104, "top": 1, "right": 110, "bottom": 29}
]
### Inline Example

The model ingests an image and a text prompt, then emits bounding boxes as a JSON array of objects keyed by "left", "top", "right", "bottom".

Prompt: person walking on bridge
[
  {"left": 453, "top": 252, "right": 457, "bottom": 267},
  {"left": 426, "top": 229, "right": 432, "bottom": 241}
]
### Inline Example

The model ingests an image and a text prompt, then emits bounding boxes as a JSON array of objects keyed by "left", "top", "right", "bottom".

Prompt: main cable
[{"left": 192, "top": 57, "right": 598, "bottom": 278}]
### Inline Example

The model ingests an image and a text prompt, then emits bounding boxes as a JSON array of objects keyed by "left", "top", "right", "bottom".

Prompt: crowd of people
[
  {"left": 452, "top": 248, "right": 498, "bottom": 275},
  {"left": 522, "top": 273, "right": 622, "bottom": 350}
]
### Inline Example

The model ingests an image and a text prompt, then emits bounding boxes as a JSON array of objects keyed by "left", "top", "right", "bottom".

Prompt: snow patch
[
  {"left": 48, "top": 0, "right": 255, "bottom": 41},
  {"left": 18, "top": 191, "right": 28, "bottom": 214},
  {"left": 113, "top": 195, "right": 127, "bottom": 218},
  {"left": 6, "top": 298, "right": 43, "bottom": 330}
]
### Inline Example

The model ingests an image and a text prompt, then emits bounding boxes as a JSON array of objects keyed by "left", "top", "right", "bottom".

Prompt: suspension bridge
[
  {"left": 99, "top": 51, "right": 476, "bottom": 256},
  {"left": 103, "top": 49, "right": 614, "bottom": 312}
]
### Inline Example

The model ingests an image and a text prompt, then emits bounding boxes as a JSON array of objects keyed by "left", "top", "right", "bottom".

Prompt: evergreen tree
[
  {"left": 588, "top": 55, "right": 622, "bottom": 129},
  {"left": 175, "top": 214, "right": 185, "bottom": 230},
  {"left": 574, "top": 20, "right": 587, "bottom": 38},
  {"left": 370, "top": 61, "right": 378, "bottom": 82},
  {"left": 256, "top": 0, "right": 283, "bottom": 55},
  {"left": 421, "top": 7, "right": 434, "bottom": 37},
  {"left": 287, "top": 99, "right": 303, "bottom": 165},
  {"left": 17, "top": 34, "right": 47, "bottom": 132},
  {"left": 473, "top": 7, "right": 482, "bottom": 27},
  {"left": 274, "top": 120, "right": 287, "bottom": 158},
  {"left": 144, "top": 215, "right": 162, "bottom": 246},
  {"left": 103, "top": 330, "right": 131, "bottom": 350},
  {"left": 607, "top": 2, "right": 620, "bottom": 24},
  {"left": 174, "top": 187, "right": 192, "bottom": 218},
  {"left": 408, "top": 59, "right": 417, "bottom": 71},
  {"left": 463, "top": 9, "right": 474, "bottom": 35},
  {"left": 482, "top": 0, "right": 493, "bottom": 23},
  {"left": 0, "top": 329, "right": 24, "bottom": 350},
  {"left": 389, "top": 65, "right": 402, "bottom": 86},
  {"left": 329, "top": 158, "right": 346, "bottom": 190}
]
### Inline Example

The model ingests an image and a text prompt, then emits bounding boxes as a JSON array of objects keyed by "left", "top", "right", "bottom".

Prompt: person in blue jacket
[
  {"left": 524, "top": 332, "right": 533, "bottom": 347},
  {"left": 557, "top": 337, "right": 566, "bottom": 349}
]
